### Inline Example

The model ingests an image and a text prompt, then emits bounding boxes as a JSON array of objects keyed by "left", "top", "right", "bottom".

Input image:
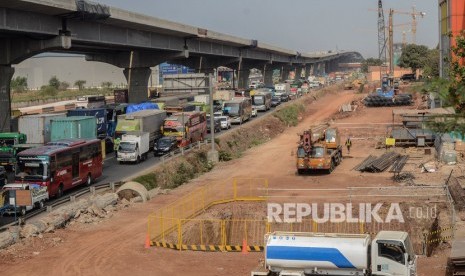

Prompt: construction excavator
[{"left": 296, "top": 127, "right": 343, "bottom": 174}]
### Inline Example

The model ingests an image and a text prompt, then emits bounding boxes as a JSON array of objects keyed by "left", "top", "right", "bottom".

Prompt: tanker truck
[{"left": 251, "top": 231, "right": 417, "bottom": 276}]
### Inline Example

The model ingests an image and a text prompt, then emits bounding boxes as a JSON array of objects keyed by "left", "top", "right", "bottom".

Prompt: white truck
[
  {"left": 274, "top": 83, "right": 290, "bottom": 96},
  {"left": 117, "top": 132, "right": 150, "bottom": 164},
  {"left": 252, "top": 231, "right": 417, "bottom": 276},
  {"left": 0, "top": 183, "right": 49, "bottom": 216}
]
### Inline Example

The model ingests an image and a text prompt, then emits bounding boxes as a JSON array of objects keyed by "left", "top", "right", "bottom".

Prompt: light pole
[{"left": 207, "top": 73, "right": 219, "bottom": 163}]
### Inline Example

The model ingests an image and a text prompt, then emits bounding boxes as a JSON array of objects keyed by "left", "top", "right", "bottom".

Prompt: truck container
[
  {"left": 194, "top": 95, "right": 210, "bottom": 104},
  {"left": 274, "top": 83, "right": 290, "bottom": 96},
  {"left": 18, "top": 113, "right": 66, "bottom": 144},
  {"left": 252, "top": 231, "right": 417, "bottom": 276},
  {"left": 67, "top": 108, "right": 107, "bottom": 138},
  {"left": 116, "top": 109, "right": 167, "bottom": 147},
  {"left": 117, "top": 131, "right": 150, "bottom": 163},
  {"left": 50, "top": 116, "right": 97, "bottom": 141}
]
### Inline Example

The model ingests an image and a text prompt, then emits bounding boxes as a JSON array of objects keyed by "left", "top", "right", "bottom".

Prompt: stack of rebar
[
  {"left": 354, "top": 152, "right": 401, "bottom": 172},
  {"left": 390, "top": 155, "right": 409, "bottom": 173}
]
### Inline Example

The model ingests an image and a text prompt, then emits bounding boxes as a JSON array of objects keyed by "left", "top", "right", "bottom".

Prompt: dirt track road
[{"left": 1, "top": 90, "right": 444, "bottom": 276}]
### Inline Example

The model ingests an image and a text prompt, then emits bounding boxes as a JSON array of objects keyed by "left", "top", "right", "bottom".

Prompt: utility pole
[{"left": 207, "top": 73, "right": 219, "bottom": 163}]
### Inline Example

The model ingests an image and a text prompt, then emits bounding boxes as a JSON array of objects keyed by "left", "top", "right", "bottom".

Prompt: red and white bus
[
  {"left": 15, "top": 139, "right": 103, "bottom": 197},
  {"left": 162, "top": 111, "right": 207, "bottom": 147}
]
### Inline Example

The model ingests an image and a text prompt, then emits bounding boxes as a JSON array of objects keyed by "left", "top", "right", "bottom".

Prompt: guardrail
[{"left": 0, "top": 181, "right": 124, "bottom": 232}]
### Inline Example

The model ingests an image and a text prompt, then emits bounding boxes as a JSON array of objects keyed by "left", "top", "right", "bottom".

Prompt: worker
[
  {"left": 113, "top": 137, "right": 121, "bottom": 157},
  {"left": 345, "top": 136, "right": 352, "bottom": 154}
]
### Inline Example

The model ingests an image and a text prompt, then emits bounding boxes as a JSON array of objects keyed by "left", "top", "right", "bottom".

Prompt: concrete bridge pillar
[
  {"left": 123, "top": 67, "right": 152, "bottom": 103},
  {"left": 295, "top": 67, "right": 303, "bottom": 80},
  {"left": 304, "top": 65, "right": 311, "bottom": 80},
  {"left": 281, "top": 66, "right": 290, "bottom": 82},
  {"left": 0, "top": 65, "right": 14, "bottom": 132},
  {"left": 262, "top": 64, "right": 275, "bottom": 87},
  {"left": 238, "top": 68, "right": 250, "bottom": 89}
]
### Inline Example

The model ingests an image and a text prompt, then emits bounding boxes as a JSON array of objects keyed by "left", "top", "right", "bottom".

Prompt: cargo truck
[
  {"left": 1, "top": 183, "right": 49, "bottom": 216},
  {"left": 18, "top": 113, "right": 66, "bottom": 144},
  {"left": 67, "top": 108, "right": 107, "bottom": 139},
  {"left": 115, "top": 109, "right": 167, "bottom": 148},
  {"left": 251, "top": 231, "right": 417, "bottom": 276},
  {"left": 50, "top": 116, "right": 97, "bottom": 141},
  {"left": 117, "top": 132, "right": 150, "bottom": 164},
  {"left": 0, "top": 132, "right": 27, "bottom": 169},
  {"left": 274, "top": 83, "right": 290, "bottom": 96}
]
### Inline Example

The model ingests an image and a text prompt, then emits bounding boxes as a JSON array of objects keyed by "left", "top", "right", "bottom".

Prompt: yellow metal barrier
[{"left": 147, "top": 178, "right": 404, "bottom": 252}]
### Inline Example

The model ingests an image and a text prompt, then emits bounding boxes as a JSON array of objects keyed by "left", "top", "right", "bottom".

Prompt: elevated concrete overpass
[{"left": 0, "top": 0, "right": 363, "bottom": 131}]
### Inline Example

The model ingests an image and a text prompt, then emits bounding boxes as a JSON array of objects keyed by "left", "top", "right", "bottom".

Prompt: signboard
[
  {"left": 385, "top": 138, "right": 396, "bottom": 146},
  {"left": 16, "top": 190, "right": 32, "bottom": 206}
]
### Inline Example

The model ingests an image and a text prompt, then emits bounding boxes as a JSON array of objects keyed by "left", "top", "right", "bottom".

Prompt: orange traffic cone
[
  {"left": 144, "top": 233, "right": 151, "bottom": 249},
  {"left": 241, "top": 238, "right": 248, "bottom": 255}
]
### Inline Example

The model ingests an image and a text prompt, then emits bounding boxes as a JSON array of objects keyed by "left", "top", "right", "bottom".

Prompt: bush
[
  {"left": 219, "top": 150, "right": 232, "bottom": 161},
  {"left": 40, "top": 86, "right": 58, "bottom": 97},
  {"left": 134, "top": 173, "right": 158, "bottom": 190},
  {"left": 273, "top": 103, "right": 305, "bottom": 126}
]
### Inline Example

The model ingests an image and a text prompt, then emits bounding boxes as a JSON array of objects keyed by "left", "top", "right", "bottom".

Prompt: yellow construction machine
[{"left": 296, "top": 127, "right": 343, "bottom": 174}]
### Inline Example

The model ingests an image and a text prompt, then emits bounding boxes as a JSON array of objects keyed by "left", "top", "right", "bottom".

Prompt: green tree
[
  {"left": 101, "top": 81, "right": 113, "bottom": 88},
  {"left": 59, "top": 81, "right": 70, "bottom": 91},
  {"left": 361, "top": 58, "right": 383, "bottom": 73},
  {"left": 40, "top": 86, "right": 58, "bottom": 97},
  {"left": 74, "top": 80, "right": 86, "bottom": 90},
  {"left": 422, "top": 48, "right": 440, "bottom": 78},
  {"left": 48, "top": 76, "right": 60, "bottom": 89},
  {"left": 398, "top": 44, "right": 429, "bottom": 73},
  {"left": 426, "top": 31, "right": 465, "bottom": 135},
  {"left": 11, "top": 76, "right": 28, "bottom": 92}
]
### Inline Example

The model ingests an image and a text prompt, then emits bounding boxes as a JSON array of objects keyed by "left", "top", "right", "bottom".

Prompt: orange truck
[{"left": 296, "top": 127, "right": 342, "bottom": 174}]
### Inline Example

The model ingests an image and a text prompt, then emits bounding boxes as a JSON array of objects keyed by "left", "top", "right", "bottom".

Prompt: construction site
[{"left": 0, "top": 81, "right": 463, "bottom": 276}]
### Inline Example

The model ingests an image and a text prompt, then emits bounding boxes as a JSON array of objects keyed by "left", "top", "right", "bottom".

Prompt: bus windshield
[
  {"left": 223, "top": 104, "right": 240, "bottom": 116},
  {"left": 253, "top": 96, "right": 264, "bottom": 105},
  {"left": 16, "top": 160, "right": 48, "bottom": 181}
]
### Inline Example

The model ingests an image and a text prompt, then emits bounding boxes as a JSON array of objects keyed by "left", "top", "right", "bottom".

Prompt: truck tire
[
  {"left": 39, "top": 201, "right": 45, "bottom": 209},
  {"left": 328, "top": 160, "right": 335, "bottom": 174},
  {"left": 20, "top": 207, "right": 26, "bottom": 216},
  {"left": 86, "top": 173, "right": 92, "bottom": 186},
  {"left": 136, "top": 156, "right": 141, "bottom": 164},
  {"left": 297, "top": 169, "right": 305, "bottom": 175},
  {"left": 57, "top": 184, "right": 64, "bottom": 198}
]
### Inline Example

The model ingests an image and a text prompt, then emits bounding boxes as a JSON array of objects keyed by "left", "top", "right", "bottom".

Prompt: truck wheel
[
  {"left": 20, "top": 207, "right": 26, "bottom": 216},
  {"left": 39, "top": 201, "right": 45, "bottom": 209},
  {"left": 328, "top": 160, "right": 335, "bottom": 174},
  {"left": 57, "top": 184, "right": 64, "bottom": 198},
  {"left": 86, "top": 174, "right": 92, "bottom": 186},
  {"left": 136, "top": 156, "right": 141, "bottom": 164},
  {"left": 297, "top": 169, "right": 305, "bottom": 175}
]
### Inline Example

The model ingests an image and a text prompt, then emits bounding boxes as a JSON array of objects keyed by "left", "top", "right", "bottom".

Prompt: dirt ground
[{"left": 0, "top": 89, "right": 453, "bottom": 275}]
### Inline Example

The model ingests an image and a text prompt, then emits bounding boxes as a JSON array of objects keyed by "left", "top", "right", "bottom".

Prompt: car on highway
[
  {"left": 153, "top": 136, "right": 178, "bottom": 156},
  {"left": 207, "top": 117, "right": 222, "bottom": 133},
  {"left": 0, "top": 166, "right": 6, "bottom": 188},
  {"left": 280, "top": 93, "right": 290, "bottom": 102},
  {"left": 217, "top": 116, "right": 231, "bottom": 130},
  {"left": 271, "top": 96, "right": 281, "bottom": 107}
]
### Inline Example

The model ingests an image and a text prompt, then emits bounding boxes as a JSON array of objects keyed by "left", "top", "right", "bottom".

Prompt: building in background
[{"left": 438, "top": 0, "right": 465, "bottom": 78}]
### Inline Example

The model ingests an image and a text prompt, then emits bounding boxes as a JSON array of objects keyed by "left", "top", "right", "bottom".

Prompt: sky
[{"left": 95, "top": 0, "right": 438, "bottom": 59}]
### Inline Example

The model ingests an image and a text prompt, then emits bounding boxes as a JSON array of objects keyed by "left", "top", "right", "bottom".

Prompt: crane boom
[{"left": 377, "top": 0, "right": 387, "bottom": 62}]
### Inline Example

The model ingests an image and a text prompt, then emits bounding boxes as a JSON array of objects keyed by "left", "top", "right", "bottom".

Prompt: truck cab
[
  {"left": 371, "top": 231, "right": 417, "bottom": 276},
  {"left": 0, "top": 133, "right": 27, "bottom": 169}
]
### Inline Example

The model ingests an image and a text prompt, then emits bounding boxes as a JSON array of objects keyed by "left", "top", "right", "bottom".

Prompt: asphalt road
[{"left": 0, "top": 99, "right": 286, "bottom": 227}]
